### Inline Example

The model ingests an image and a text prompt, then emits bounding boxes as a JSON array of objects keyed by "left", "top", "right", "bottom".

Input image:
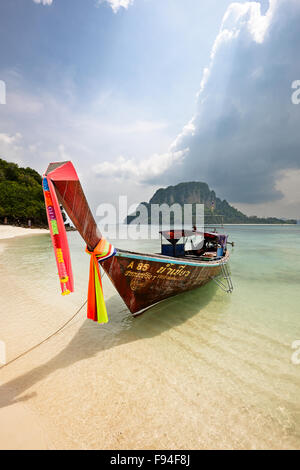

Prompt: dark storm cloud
[{"left": 145, "top": 0, "right": 300, "bottom": 204}]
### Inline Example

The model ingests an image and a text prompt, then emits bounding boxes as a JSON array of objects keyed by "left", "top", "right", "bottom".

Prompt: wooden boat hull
[
  {"left": 44, "top": 161, "right": 232, "bottom": 317},
  {"left": 102, "top": 249, "right": 229, "bottom": 314}
]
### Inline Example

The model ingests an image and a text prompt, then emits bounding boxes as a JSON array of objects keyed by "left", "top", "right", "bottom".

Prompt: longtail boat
[{"left": 43, "top": 161, "right": 233, "bottom": 321}]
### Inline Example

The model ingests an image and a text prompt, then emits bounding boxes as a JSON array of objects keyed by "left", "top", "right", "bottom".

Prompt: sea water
[{"left": 0, "top": 225, "right": 300, "bottom": 449}]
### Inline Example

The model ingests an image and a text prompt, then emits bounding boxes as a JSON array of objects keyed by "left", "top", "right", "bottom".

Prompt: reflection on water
[{"left": 0, "top": 225, "right": 300, "bottom": 449}]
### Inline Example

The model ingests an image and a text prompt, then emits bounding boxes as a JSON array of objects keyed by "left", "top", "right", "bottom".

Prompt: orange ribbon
[{"left": 85, "top": 239, "right": 110, "bottom": 323}]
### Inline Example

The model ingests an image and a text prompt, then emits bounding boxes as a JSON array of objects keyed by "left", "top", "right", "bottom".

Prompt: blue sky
[
  {"left": 1, "top": 0, "right": 232, "bottom": 118},
  {"left": 0, "top": 0, "right": 299, "bottom": 218}
]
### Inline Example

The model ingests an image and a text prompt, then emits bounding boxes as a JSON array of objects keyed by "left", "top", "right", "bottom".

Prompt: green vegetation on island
[
  {"left": 126, "top": 181, "right": 297, "bottom": 225},
  {"left": 0, "top": 158, "right": 47, "bottom": 226}
]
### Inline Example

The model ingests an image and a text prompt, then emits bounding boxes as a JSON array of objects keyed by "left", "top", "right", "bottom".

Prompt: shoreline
[
  {"left": 223, "top": 223, "right": 297, "bottom": 226},
  {"left": 0, "top": 226, "right": 299, "bottom": 449},
  {"left": 122, "top": 223, "right": 298, "bottom": 227},
  {"left": 0, "top": 225, "right": 49, "bottom": 241}
]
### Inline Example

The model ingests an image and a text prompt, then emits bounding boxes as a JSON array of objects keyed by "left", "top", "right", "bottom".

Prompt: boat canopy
[{"left": 159, "top": 229, "right": 221, "bottom": 245}]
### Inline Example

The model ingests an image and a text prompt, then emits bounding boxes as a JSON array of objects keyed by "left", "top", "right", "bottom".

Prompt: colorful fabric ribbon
[
  {"left": 42, "top": 164, "right": 115, "bottom": 324},
  {"left": 42, "top": 177, "right": 74, "bottom": 295},
  {"left": 86, "top": 239, "right": 116, "bottom": 323}
]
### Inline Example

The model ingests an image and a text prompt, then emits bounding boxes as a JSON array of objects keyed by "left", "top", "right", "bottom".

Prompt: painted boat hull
[
  {"left": 102, "top": 249, "right": 229, "bottom": 314},
  {"left": 44, "top": 161, "right": 232, "bottom": 317}
]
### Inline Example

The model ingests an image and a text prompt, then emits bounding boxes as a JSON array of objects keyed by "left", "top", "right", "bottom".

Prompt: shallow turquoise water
[{"left": 1, "top": 225, "right": 300, "bottom": 449}]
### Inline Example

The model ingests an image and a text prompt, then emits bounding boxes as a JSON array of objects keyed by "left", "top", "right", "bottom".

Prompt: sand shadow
[{"left": 0, "top": 282, "right": 230, "bottom": 408}]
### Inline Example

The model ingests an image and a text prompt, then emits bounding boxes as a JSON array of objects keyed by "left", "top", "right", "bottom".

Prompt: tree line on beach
[{"left": 0, "top": 158, "right": 47, "bottom": 227}]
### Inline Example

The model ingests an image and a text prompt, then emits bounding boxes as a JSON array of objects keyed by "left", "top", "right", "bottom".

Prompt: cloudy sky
[{"left": 0, "top": 0, "right": 299, "bottom": 218}]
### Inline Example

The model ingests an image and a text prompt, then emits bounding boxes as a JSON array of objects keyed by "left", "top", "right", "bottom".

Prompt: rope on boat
[{"left": 0, "top": 300, "right": 87, "bottom": 371}]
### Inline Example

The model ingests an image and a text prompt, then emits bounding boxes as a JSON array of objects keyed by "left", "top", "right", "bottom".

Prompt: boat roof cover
[{"left": 159, "top": 229, "right": 220, "bottom": 243}]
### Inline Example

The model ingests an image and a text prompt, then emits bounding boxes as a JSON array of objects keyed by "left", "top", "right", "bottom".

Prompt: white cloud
[
  {"left": 97, "top": 0, "right": 134, "bottom": 13},
  {"left": 96, "top": 0, "right": 300, "bottom": 216},
  {"left": 5, "top": 0, "right": 300, "bottom": 217},
  {"left": 0, "top": 78, "right": 173, "bottom": 208},
  {"left": 0, "top": 133, "right": 24, "bottom": 165},
  {"left": 142, "top": 0, "right": 300, "bottom": 208},
  {"left": 58, "top": 144, "right": 72, "bottom": 161},
  {"left": 32, "top": 0, "right": 134, "bottom": 11},
  {"left": 233, "top": 168, "right": 300, "bottom": 218},
  {"left": 9, "top": 91, "right": 44, "bottom": 115},
  {"left": 93, "top": 149, "right": 187, "bottom": 182},
  {"left": 33, "top": 0, "right": 53, "bottom": 5},
  {"left": 0, "top": 132, "right": 22, "bottom": 146}
]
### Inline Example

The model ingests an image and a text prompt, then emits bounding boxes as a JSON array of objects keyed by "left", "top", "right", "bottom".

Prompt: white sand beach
[
  {"left": 0, "top": 225, "right": 48, "bottom": 240},
  {"left": 0, "top": 401, "right": 51, "bottom": 450},
  {"left": 0, "top": 229, "right": 300, "bottom": 450},
  {"left": 0, "top": 227, "right": 51, "bottom": 449}
]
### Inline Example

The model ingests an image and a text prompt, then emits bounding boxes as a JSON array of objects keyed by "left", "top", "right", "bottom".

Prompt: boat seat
[{"left": 161, "top": 243, "right": 185, "bottom": 257}]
